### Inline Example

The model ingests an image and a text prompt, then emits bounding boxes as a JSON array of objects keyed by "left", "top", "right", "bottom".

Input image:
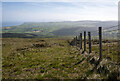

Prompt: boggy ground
[{"left": 2, "top": 38, "right": 120, "bottom": 79}]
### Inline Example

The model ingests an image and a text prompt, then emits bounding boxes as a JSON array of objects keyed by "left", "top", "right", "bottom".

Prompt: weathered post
[
  {"left": 84, "top": 31, "right": 86, "bottom": 51},
  {"left": 78, "top": 35, "right": 80, "bottom": 47},
  {"left": 76, "top": 36, "right": 77, "bottom": 46},
  {"left": 88, "top": 32, "right": 92, "bottom": 53},
  {"left": 80, "top": 33, "right": 82, "bottom": 49},
  {"left": 99, "top": 27, "right": 102, "bottom": 61}
]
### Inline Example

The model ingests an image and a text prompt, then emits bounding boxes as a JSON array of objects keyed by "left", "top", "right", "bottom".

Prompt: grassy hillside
[{"left": 2, "top": 38, "right": 119, "bottom": 79}]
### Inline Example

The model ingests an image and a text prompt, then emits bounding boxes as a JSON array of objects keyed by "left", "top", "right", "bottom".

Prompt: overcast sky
[{"left": 1, "top": 0, "right": 119, "bottom": 22}]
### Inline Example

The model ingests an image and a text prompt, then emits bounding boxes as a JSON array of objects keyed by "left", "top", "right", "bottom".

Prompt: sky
[{"left": 1, "top": 0, "right": 119, "bottom": 23}]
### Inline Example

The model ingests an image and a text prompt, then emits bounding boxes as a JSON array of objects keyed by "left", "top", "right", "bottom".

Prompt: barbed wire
[
  {"left": 102, "top": 25, "right": 119, "bottom": 30},
  {"left": 88, "top": 24, "right": 119, "bottom": 33},
  {"left": 103, "top": 29, "right": 120, "bottom": 32},
  {"left": 72, "top": 24, "right": 119, "bottom": 39}
]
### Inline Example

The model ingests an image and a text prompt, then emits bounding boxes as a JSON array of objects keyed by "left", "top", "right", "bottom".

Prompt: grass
[
  {"left": 91, "top": 40, "right": 119, "bottom": 62},
  {"left": 2, "top": 38, "right": 119, "bottom": 79}
]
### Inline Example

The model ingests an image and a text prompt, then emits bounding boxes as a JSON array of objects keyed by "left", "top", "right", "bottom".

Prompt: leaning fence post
[
  {"left": 88, "top": 32, "right": 92, "bottom": 54},
  {"left": 99, "top": 27, "right": 102, "bottom": 61},
  {"left": 84, "top": 31, "right": 86, "bottom": 51},
  {"left": 80, "top": 33, "right": 82, "bottom": 49}
]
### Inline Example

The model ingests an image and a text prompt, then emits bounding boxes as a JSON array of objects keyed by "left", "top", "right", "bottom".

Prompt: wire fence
[
  {"left": 70, "top": 25, "right": 119, "bottom": 62},
  {"left": 102, "top": 25, "right": 119, "bottom": 62}
]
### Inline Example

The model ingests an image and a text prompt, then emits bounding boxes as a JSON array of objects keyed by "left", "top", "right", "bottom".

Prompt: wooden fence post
[
  {"left": 88, "top": 32, "right": 92, "bottom": 53},
  {"left": 80, "top": 33, "right": 82, "bottom": 49},
  {"left": 99, "top": 27, "right": 102, "bottom": 61},
  {"left": 84, "top": 31, "right": 86, "bottom": 51},
  {"left": 76, "top": 36, "right": 77, "bottom": 46}
]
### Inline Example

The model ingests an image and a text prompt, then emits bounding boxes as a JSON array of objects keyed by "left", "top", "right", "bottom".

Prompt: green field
[
  {"left": 1, "top": 21, "right": 118, "bottom": 38},
  {"left": 2, "top": 38, "right": 119, "bottom": 79}
]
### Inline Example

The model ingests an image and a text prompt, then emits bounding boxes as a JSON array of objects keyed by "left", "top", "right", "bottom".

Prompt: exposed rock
[
  {"left": 32, "top": 43, "right": 50, "bottom": 48},
  {"left": 16, "top": 47, "right": 29, "bottom": 51}
]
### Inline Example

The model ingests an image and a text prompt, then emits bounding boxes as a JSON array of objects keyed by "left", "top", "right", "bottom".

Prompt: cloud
[
  {"left": 1, "top": 0, "right": 119, "bottom": 3},
  {"left": 2, "top": 1, "right": 118, "bottom": 22},
  {"left": 0, "top": 2, "right": 2, "bottom": 19}
]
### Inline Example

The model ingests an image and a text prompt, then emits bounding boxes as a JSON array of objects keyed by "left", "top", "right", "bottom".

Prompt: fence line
[{"left": 70, "top": 25, "right": 119, "bottom": 62}]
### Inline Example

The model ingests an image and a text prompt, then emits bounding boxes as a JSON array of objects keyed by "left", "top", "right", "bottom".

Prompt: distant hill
[{"left": 2, "top": 21, "right": 118, "bottom": 38}]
